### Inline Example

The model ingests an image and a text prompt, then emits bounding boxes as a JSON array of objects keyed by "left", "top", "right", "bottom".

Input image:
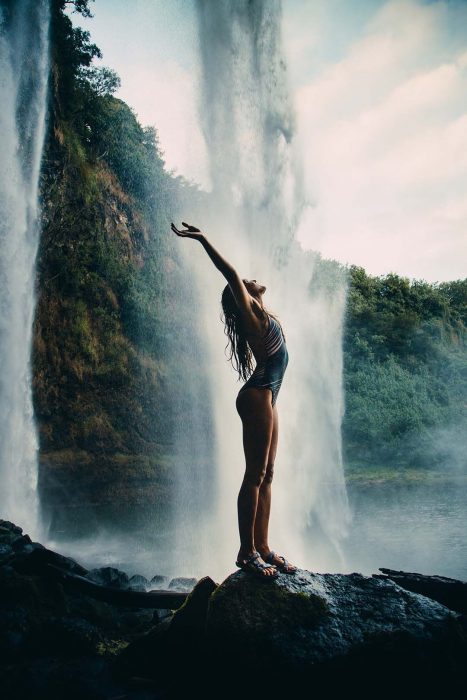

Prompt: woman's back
[
  {"left": 238, "top": 311, "right": 289, "bottom": 407},
  {"left": 240, "top": 305, "right": 285, "bottom": 362}
]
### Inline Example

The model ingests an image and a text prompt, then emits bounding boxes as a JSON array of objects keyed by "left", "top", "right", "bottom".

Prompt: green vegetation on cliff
[
  {"left": 34, "top": 0, "right": 211, "bottom": 531},
  {"left": 343, "top": 268, "right": 466, "bottom": 472}
]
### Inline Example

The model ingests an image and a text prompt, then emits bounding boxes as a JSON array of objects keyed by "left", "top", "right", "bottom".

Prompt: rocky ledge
[{"left": 1, "top": 519, "right": 466, "bottom": 699}]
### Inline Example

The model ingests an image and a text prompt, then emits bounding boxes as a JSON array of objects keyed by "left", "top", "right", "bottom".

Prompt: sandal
[
  {"left": 262, "top": 550, "right": 297, "bottom": 574},
  {"left": 235, "top": 551, "right": 278, "bottom": 579}
]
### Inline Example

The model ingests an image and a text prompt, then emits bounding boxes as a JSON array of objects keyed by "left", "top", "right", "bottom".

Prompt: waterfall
[
  {"left": 0, "top": 0, "right": 50, "bottom": 536},
  {"left": 171, "top": 0, "right": 351, "bottom": 579}
]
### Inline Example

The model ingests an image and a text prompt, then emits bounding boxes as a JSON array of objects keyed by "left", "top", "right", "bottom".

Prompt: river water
[
  {"left": 47, "top": 476, "right": 467, "bottom": 584},
  {"left": 341, "top": 478, "right": 467, "bottom": 581}
]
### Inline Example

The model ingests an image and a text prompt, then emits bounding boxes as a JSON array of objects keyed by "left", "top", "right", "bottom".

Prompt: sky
[{"left": 70, "top": 0, "right": 467, "bottom": 282}]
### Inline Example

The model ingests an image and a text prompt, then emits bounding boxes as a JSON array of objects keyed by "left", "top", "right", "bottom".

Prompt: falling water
[
  {"left": 171, "top": 0, "right": 351, "bottom": 580},
  {"left": 0, "top": 0, "right": 50, "bottom": 536},
  {"left": 19, "top": 0, "right": 350, "bottom": 582}
]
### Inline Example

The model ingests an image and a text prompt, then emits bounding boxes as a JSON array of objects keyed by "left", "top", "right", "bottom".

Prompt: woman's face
[{"left": 243, "top": 279, "right": 266, "bottom": 298}]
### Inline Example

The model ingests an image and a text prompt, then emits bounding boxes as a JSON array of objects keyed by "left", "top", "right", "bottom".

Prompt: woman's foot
[
  {"left": 257, "top": 548, "right": 297, "bottom": 574},
  {"left": 236, "top": 550, "right": 278, "bottom": 578}
]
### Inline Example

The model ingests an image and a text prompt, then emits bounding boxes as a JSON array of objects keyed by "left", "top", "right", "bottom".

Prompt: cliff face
[
  {"left": 33, "top": 122, "right": 172, "bottom": 532},
  {"left": 31, "top": 1, "right": 211, "bottom": 535}
]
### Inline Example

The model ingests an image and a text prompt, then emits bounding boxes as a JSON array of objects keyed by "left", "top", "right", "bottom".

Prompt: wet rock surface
[
  {"left": 204, "top": 568, "right": 467, "bottom": 692},
  {"left": 0, "top": 519, "right": 194, "bottom": 699},
  {"left": 167, "top": 576, "right": 198, "bottom": 592},
  {"left": 1, "top": 518, "right": 466, "bottom": 699},
  {"left": 84, "top": 566, "right": 133, "bottom": 589},
  {"left": 150, "top": 574, "right": 170, "bottom": 588}
]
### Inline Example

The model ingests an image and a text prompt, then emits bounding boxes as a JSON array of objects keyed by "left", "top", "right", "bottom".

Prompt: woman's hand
[
  {"left": 172, "top": 223, "right": 243, "bottom": 301},
  {"left": 171, "top": 222, "right": 203, "bottom": 240}
]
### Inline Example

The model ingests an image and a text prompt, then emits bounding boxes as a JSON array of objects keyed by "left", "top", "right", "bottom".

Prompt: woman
[{"left": 171, "top": 221, "right": 297, "bottom": 579}]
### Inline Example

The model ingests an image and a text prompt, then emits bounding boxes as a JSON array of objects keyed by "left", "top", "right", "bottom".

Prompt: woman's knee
[
  {"left": 243, "top": 463, "right": 267, "bottom": 487},
  {"left": 263, "top": 461, "right": 274, "bottom": 484}
]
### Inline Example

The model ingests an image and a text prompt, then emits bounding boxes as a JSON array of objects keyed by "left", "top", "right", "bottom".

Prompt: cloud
[
  {"left": 73, "top": 0, "right": 467, "bottom": 280},
  {"left": 286, "top": 0, "right": 467, "bottom": 281}
]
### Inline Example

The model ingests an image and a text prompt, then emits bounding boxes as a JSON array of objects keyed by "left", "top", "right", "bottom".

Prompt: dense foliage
[
  {"left": 343, "top": 268, "right": 466, "bottom": 470},
  {"left": 34, "top": 0, "right": 212, "bottom": 530}
]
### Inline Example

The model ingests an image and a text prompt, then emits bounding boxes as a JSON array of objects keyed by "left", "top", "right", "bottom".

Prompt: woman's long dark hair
[
  {"left": 221, "top": 284, "right": 253, "bottom": 381},
  {"left": 220, "top": 283, "right": 283, "bottom": 382}
]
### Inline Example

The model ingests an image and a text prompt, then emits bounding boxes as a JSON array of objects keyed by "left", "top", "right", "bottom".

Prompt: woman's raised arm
[{"left": 171, "top": 222, "right": 252, "bottom": 312}]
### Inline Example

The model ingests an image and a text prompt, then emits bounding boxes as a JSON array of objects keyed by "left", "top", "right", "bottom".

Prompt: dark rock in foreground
[
  {"left": 1, "top": 518, "right": 466, "bottom": 699},
  {"left": 204, "top": 569, "right": 466, "bottom": 692},
  {"left": 0, "top": 519, "right": 191, "bottom": 699},
  {"left": 85, "top": 565, "right": 132, "bottom": 589},
  {"left": 168, "top": 576, "right": 198, "bottom": 592},
  {"left": 379, "top": 567, "right": 467, "bottom": 614},
  {"left": 118, "top": 567, "right": 466, "bottom": 696}
]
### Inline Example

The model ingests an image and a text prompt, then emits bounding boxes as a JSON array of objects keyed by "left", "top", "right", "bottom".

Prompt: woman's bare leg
[
  {"left": 254, "top": 402, "right": 278, "bottom": 552},
  {"left": 254, "top": 401, "right": 297, "bottom": 572},
  {"left": 235, "top": 388, "right": 275, "bottom": 575}
]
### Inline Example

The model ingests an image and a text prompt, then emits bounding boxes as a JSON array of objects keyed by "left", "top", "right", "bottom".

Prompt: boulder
[
  {"left": 115, "top": 575, "right": 217, "bottom": 691},
  {"left": 0, "top": 520, "right": 188, "bottom": 698},
  {"left": 13, "top": 545, "right": 86, "bottom": 577},
  {"left": 2, "top": 517, "right": 466, "bottom": 698},
  {"left": 128, "top": 573, "right": 150, "bottom": 592},
  {"left": 379, "top": 567, "right": 467, "bottom": 614},
  {"left": 0, "top": 521, "right": 46, "bottom": 570},
  {"left": 0, "top": 543, "right": 14, "bottom": 564},
  {"left": 84, "top": 566, "right": 131, "bottom": 589},
  {"left": 168, "top": 576, "right": 198, "bottom": 592},
  {"left": 203, "top": 568, "right": 467, "bottom": 694},
  {"left": 149, "top": 573, "right": 170, "bottom": 588},
  {"left": 25, "top": 615, "right": 104, "bottom": 656},
  {"left": 0, "top": 520, "right": 23, "bottom": 537}
]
